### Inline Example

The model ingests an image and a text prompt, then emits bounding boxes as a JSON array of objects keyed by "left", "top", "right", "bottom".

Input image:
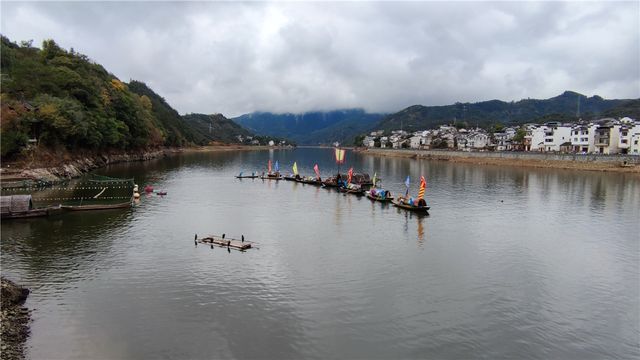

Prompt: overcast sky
[{"left": 1, "top": 1, "right": 638, "bottom": 117}]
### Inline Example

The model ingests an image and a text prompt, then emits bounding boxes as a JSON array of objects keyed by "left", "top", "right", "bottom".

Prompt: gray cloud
[{"left": 1, "top": 1, "right": 638, "bottom": 117}]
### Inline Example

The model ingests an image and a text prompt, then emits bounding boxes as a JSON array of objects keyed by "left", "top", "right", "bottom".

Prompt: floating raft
[{"left": 198, "top": 235, "right": 253, "bottom": 250}]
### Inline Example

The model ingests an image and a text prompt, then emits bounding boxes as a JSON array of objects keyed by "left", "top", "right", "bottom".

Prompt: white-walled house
[
  {"left": 571, "top": 125, "right": 591, "bottom": 153},
  {"left": 593, "top": 123, "right": 621, "bottom": 154},
  {"left": 530, "top": 123, "right": 572, "bottom": 152},
  {"left": 493, "top": 131, "right": 515, "bottom": 151},
  {"left": 363, "top": 136, "right": 376, "bottom": 148},
  {"left": 630, "top": 133, "right": 640, "bottom": 154},
  {"left": 618, "top": 123, "right": 640, "bottom": 154},
  {"left": 409, "top": 136, "right": 422, "bottom": 149},
  {"left": 457, "top": 130, "right": 489, "bottom": 151}
]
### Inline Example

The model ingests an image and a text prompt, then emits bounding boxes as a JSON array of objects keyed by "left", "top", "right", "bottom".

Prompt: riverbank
[
  {"left": 356, "top": 148, "right": 640, "bottom": 174},
  {"left": 1, "top": 278, "right": 30, "bottom": 360},
  {"left": 0, "top": 145, "right": 290, "bottom": 184}
]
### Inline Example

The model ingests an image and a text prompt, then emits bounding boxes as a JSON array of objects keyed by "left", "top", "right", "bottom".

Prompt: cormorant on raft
[
  {"left": 222, "top": 233, "right": 225, "bottom": 239},
  {"left": 227, "top": 240, "right": 231, "bottom": 247},
  {"left": 242, "top": 235, "right": 244, "bottom": 243},
  {"left": 211, "top": 244, "right": 213, "bottom": 249}
]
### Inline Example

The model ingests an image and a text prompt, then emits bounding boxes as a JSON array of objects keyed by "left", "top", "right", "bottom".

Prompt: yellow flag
[{"left": 293, "top": 162, "right": 298, "bottom": 175}]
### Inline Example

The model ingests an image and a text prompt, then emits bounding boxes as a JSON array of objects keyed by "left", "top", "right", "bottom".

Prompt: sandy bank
[{"left": 357, "top": 148, "right": 640, "bottom": 174}]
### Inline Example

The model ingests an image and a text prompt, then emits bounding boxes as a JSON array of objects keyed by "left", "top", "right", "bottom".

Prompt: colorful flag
[
  {"left": 268, "top": 159, "right": 272, "bottom": 173},
  {"left": 313, "top": 164, "right": 320, "bottom": 178},
  {"left": 372, "top": 172, "right": 377, "bottom": 187},
  {"left": 335, "top": 148, "right": 346, "bottom": 164},
  {"left": 347, "top": 167, "right": 353, "bottom": 184},
  {"left": 293, "top": 162, "right": 298, "bottom": 175},
  {"left": 418, "top": 176, "right": 426, "bottom": 199},
  {"left": 275, "top": 160, "right": 279, "bottom": 172},
  {"left": 404, "top": 175, "right": 410, "bottom": 197}
]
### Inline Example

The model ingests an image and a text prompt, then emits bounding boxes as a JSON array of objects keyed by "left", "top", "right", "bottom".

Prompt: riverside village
[{"left": 360, "top": 117, "right": 640, "bottom": 155}]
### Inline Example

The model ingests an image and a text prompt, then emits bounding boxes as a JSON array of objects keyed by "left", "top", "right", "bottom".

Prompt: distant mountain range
[
  {"left": 374, "top": 91, "right": 636, "bottom": 133},
  {"left": 231, "top": 92, "right": 637, "bottom": 145},
  {"left": 232, "top": 109, "right": 384, "bottom": 145}
]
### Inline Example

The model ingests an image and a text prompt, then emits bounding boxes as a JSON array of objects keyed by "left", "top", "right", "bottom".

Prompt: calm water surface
[{"left": 2, "top": 148, "right": 639, "bottom": 359}]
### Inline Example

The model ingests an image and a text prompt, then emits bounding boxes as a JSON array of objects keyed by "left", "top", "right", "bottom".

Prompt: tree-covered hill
[
  {"left": 601, "top": 99, "right": 640, "bottom": 120},
  {"left": 182, "top": 113, "right": 252, "bottom": 144},
  {"left": 233, "top": 109, "right": 383, "bottom": 145},
  {"left": 0, "top": 36, "right": 232, "bottom": 159},
  {"left": 373, "top": 91, "right": 633, "bottom": 132}
]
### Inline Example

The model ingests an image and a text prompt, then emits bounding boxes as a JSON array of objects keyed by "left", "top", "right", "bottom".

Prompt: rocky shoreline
[
  {"left": 1, "top": 278, "right": 30, "bottom": 360},
  {"left": 0, "top": 145, "right": 292, "bottom": 184},
  {"left": 357, "top": 148, "right": 640, "bottom": 174},
  {"left": 1, "top": 149, "right": 167, "bottom": 184}
]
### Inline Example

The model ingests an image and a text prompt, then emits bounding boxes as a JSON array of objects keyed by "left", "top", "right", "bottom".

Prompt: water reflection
[{"left": 1, "top": 148, "right": 638, "bottom": 359}]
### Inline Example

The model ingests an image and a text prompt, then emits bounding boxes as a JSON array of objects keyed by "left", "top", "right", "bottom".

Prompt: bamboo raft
[{"left": 197, "top": 235, "right": 253, "bottom": 250}]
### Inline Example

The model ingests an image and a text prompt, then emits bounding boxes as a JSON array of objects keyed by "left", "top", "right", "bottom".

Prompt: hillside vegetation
[
  {"left": 373, "top": 91, "right": 632, "bottom": 132},
  {"left": 233, "top": 109, "right": 383, "bottom": 145},
  {"left": 182, "top": 113, "right": 252, "bottom": 144},
  {"left": 0, "top": 36, "right": 242, "bottom": 161}
]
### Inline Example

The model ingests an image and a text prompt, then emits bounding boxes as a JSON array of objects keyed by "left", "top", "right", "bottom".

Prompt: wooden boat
[
  {"left": 321, "top": 176, "right": 342, "bottom": 188},
  {"left": 236, "top": 175, "right": 259, "bottom": 179},
  {"left": 284, "top": 174, "right": 301, "bottom": 181},
  {"left": 260, "top": 173, "right": 283, "bottom": 180},
  {"left": 300, "top": 176, "right": 322, "bottom": 186},
  {"left": 61, "top": 198, "right": 133, "bottom": 212},
  {"left": 156, "top": 191, "right": 167, "bottom": 196},
  {"left": 1, "top": 195, "right": 62, "bottom": 219},
  {"left": 338, "top": 183, "right": 365, "bottom": 195},
  {"left": 365, "top": 189, "right": 394, "bottom": 202},
  {"left": 392, "top": 198, "right": 430, "bottom": 214}
]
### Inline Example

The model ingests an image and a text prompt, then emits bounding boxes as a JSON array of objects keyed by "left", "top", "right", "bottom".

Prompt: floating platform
[{"left": 198, "top": 235, "right": 253, "bottom": 250}]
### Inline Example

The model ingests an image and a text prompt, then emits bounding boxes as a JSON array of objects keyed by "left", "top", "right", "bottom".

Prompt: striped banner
[
  {"left": 335, "top": 148, "right": 345, "bottom": 164},
  {"left": 418, "top": 176, "right": 426, "bottom": 199}
]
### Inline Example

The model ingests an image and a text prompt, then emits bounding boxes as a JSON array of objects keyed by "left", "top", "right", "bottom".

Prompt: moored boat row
[{"left": 236, "top": 149, "right": 431, "bottom": 215}]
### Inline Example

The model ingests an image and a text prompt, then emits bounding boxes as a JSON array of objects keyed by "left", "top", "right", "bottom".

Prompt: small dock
[{"left": 198, "top": 235, "right": 253, "bottom": 250}]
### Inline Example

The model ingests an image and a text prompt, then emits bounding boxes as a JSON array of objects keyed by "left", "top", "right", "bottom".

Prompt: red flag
[
  {"left": 313, "top": 164, "right": 320, "bottom": 178},
  {"left": 268, "top": 159, "right": 272, "bottom": 173},
  {"left": 347, "top": 167, "right": 353, "bottom": 184}
]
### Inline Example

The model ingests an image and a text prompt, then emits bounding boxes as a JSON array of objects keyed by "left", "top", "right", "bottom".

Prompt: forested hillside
[
  {"left": 233, "top": 109, "right": 383, "bottom": 145},
  {"left": 0, "top": 36, "right": 227, "bottom": 159},
  {"left": 373, "top": 91, "right": 632, "bottom": 132},
  {"left": 182, "top": 113, "right": 252, "bottom": 144}
]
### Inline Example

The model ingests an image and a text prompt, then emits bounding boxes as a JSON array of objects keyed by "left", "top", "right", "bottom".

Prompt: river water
[{"left": 1, "top": 148, "right": 638, "bottom": 359}]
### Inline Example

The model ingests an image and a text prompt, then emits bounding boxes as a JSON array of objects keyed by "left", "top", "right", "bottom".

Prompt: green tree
[{"left": 512, "top": 127, "right": 527, "bottom": 143}]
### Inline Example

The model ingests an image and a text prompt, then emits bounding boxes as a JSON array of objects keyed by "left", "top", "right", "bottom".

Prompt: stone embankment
[
  {"left": 357, "top": 148, "right": 640, "bottom": 173},
  {"left": 1, "top": 149, "right": 167, "bottom": 184},
  {"left": 1, "top": 278, "right": 30, "bottom": 360}
]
